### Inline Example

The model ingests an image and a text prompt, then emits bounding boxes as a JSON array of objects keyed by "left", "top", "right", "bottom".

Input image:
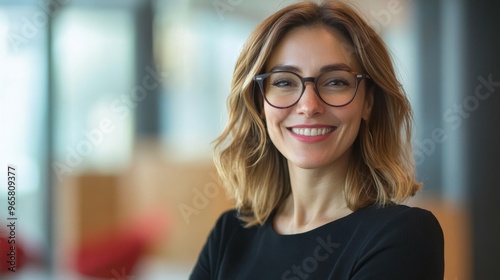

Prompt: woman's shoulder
[
  {"left": 352, "top": 203, "right": 444, "bottom": 244},
  {"left": 348, "top": 204, "right": 444, "bottom": 278},
  {"left": 215, "top": 209, "right": 240, "bottom": 223},
  {"left": 210, "top": 209, "right": 247, "bottom": 236},
  {"left": 356, "top": 203, "right": 441, "bottom": 228}
]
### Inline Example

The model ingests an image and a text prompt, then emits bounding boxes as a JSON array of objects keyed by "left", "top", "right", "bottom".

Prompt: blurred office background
[{"left": 0, "top": 0, "right": 498, "bottom": 279}]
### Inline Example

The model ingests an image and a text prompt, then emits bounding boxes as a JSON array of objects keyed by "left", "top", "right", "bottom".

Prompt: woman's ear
[{"left": 362, "top": 87, "right": 374, "bottom": 121}]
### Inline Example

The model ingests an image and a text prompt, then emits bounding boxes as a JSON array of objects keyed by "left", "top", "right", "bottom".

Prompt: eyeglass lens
[{"left": 262, "top": 70, "right": 358, "bottom": 107}]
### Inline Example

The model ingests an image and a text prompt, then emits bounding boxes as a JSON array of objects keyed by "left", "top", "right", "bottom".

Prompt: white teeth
[{"left": 291, "top": 127, "right": 334, "bottom": 136}]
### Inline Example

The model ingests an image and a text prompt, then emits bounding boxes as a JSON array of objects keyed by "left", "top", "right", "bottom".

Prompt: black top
[{"left": 190, "top": 204, "right": 444, "bottom": 280}]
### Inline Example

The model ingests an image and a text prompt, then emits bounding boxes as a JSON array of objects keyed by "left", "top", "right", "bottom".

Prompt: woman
[{"left": 190, "top": 1, "right": 444, "bottom": 279}]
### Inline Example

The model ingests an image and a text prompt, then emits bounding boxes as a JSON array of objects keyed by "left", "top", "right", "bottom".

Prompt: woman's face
[{"left": 263, "top": 25, "right": 373, "bottom": 171}]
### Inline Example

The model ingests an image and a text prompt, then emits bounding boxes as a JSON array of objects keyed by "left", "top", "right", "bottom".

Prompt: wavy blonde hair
[{"left": 214, "top": 0, "right": 421, "bottom": 227}]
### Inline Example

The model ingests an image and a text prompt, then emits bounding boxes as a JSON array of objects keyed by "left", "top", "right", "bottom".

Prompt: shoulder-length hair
[{"left": 214, "top": 0, "right": 421, "bottom": 227}]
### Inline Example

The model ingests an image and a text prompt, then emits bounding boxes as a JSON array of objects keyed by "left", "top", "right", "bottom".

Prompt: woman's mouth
[
  {"left": 290, "top": 127, "right": 336, "bottom": 136},
  {"left": 287, "top": 126, "right": 337, "bottom": 143}
]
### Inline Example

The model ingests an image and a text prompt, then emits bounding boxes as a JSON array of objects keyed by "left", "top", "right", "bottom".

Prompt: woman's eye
[
  {"left": 272, "top": 80, "right": 295, "bottom": 87},
  {"left": 326, "top": 79, "right": 349, "bottom": 86}
]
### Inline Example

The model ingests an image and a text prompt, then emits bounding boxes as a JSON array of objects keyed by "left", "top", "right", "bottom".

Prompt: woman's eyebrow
[
  {"left": 268, "top": 64, "right": 302, "bottom": 73},
  {"left": 268, "top": 63, "right": 353, "bottom": 74},
  {"left": 319, "top": 63, "right": 352, "bottom": 72}
]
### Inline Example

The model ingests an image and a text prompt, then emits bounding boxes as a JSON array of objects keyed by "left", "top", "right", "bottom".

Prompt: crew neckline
[{"left": 266, "top": 206, "right": 367, "bottom": 237}]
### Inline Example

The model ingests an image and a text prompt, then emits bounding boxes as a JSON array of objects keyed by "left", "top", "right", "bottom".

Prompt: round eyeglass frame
[{"left": 253, "top": 70, "right": 371, "bottom": 109}]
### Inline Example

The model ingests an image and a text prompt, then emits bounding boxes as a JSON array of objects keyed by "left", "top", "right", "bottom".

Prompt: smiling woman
[
  {"left": 190, "top": 1, "right": 444, "bottom": 279},
  {"left": 262, "top": 26, "right": 373, "bottom": 176}
]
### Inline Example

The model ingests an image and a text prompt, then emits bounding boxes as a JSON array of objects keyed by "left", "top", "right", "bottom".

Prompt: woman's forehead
[{"left": 265, "top": 25, "right": 362, "bottom": 74}]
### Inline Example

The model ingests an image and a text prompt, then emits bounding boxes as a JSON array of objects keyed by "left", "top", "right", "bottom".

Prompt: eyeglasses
[{"left": 253, "top": 70, "right": 370, "bottom": 108}]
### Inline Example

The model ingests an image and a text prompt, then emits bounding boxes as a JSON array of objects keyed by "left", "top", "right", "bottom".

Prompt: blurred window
[
  {"left": 156, "top": 2, "right": 257, "bottom": 159},
  {"left": 0, "top": 4, "right": 47, "bottom": 249},
  {"left": 52, "top": 7, "right": 134, "bottom": 178}
]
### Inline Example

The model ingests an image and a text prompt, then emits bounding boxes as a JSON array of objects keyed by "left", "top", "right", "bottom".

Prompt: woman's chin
[{"left": 287, "top": 158, "right": 333, "bottom": 170}]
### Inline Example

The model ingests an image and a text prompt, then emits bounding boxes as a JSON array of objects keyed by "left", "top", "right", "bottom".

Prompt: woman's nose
[{"left": 295, "top": 83, "right": 325, "bottom": 117}]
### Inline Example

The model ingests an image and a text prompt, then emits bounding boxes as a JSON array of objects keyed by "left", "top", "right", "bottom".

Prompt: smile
[{"left": 290, "top": 127, "right": 336, "bottom": 136}]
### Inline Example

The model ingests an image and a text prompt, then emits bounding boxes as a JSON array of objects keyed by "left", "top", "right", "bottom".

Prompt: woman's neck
[{"left": 273, "top": 158, "right": 352, "bottom": 235}]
